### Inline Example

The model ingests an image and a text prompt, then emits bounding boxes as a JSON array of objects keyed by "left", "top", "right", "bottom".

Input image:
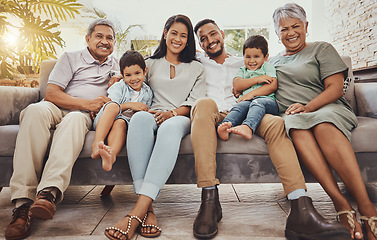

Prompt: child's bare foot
[
  {"left": 228, "top": 125, "right": 253, "bottom": 140},
  {"left": 217, "top": 122, "right": 232, "bottom": 141},
  {"left": 98, "top": 141, "right": 116, "bottom": 171},
  {"left": 91, "top": 141, "right": 100, "bottom": 159}
]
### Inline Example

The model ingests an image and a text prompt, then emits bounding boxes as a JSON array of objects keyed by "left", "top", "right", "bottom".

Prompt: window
[{"left": 224, "top": 27, "right": 269, "bottom": 56}]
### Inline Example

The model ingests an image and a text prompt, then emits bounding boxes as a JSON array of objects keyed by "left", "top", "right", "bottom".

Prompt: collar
[{"left": 197, "top": 51, "right": 242, "bottom": 66}]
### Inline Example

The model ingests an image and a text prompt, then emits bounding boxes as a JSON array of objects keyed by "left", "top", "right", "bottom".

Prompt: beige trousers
[
  {"left": 190, "top": 98, "right": 306, "bottom": 196},
  {"left": 10, "top": 101, "right": 92, "bottom": 203}
]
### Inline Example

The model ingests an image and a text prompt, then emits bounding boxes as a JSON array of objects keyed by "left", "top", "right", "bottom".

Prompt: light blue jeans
[
  {"left": 127, "top": 111, "right": 191, "bottom": 200},
  {"left": 222, "top": 97, "right": 279, "bottom": 133}
]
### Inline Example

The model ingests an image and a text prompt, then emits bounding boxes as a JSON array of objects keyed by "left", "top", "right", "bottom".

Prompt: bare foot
[
  {"left": 104, "top": 215, "right": 142, "bottom": 240},
  {"left": 98, "top": 141, "right": 116, "bottom": 171},
  {"left": 228, "top": 125, "right": 253, "bottom": 140},
  {"left": 91, "top": 141, "right": 100, "bottom": 159},
  {"left": 217, "top": 122, "right": 232, "bottom": 141}
]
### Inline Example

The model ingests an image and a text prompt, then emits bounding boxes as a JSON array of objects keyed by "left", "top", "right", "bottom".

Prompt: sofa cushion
[
  {"left": 0, "top": 125, "right": 19, "bottom": 156},
  {"left": 38, "top": 60, "right": 57, "bottom": 101},
  {"left": 79, "top": 131, "right": 270, "bottom": 158},
  {"left": 355, "top": 83, "right": 377, "bottom": 118},
  {"left": 3, "top": 116, "right": 377, "bottom": 157},
  {"left": 0, "top": 126, "right": 270, "bottom": 157},
  {"left": 351, "top": 116, "right": 377, "bottom": 153},
  {"left": 0, "top": 86, "right": 39, "bottom": 125}
]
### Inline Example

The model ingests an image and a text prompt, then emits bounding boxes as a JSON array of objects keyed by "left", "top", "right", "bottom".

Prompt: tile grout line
[
  {"left": 90, "top": 202, "right": 114, "bottom": 235},
  {"left": 75, "top": 185, "right": 97, "bottom": 204},
  {"left": 230, "top": 184, "right": 241, "bottom": 202}
]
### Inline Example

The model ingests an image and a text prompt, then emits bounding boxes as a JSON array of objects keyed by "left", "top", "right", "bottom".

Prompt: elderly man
[{"left": 5, "top": 19, "right": 119, "bottom": 240}]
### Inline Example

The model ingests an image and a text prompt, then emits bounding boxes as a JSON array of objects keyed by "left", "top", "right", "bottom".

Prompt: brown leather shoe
[
  {"left": 5, "top": 203, "right": 32, "bottom": 240},
  {"left": 193, "top": 187, "right": 222, "bottom": 239},
  {"left": 29, "top": 190, "right": 56, "bottom": 220},
  {"left": 285, "top": 196, "right": 351, "bottom": 240}
]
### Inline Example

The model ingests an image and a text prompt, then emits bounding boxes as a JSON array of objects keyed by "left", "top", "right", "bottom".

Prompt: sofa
[{"left": 1, "top": 56, "right": 377, "bottom": 194}]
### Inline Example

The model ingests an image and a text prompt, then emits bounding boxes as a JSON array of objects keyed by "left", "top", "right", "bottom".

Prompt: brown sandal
[
  {"left": 360, "top": 215, "right": 377, "bottom": 238},
  {"left": 104, "top": 215, "right": 142, "bottom": 240},
  {"left": 138, "top": 211, "right": 162, "bottom": 238}
]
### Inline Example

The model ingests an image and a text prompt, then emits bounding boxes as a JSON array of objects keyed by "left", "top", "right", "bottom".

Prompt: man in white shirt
[{"left": 191, "top": 19, "right": 349, "bottom": 240}]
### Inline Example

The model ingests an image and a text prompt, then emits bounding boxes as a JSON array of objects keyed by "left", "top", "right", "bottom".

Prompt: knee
[
  {"left": 104, "top": 102, "right": 120, "bottom": 113},
  {"left": 191, "top": 97, "right": 218, "bottom": 119},
  {"left": 129, "top": 111, "right": 154, "bottom": 127},
  {"left": 113, "top": 119, "right": 127, "bottom": 130},
  {"left": 64, "top": 112, "right": 89, "bottom": 128},
  {"left": 21, "top": 102, "right": 50, "bottom": 120},
  {"left": 259, "top": 115, "right": 286, "bottom": 139},
  {"left": 249, "top": 99, "right": 264, "bottom": 108}
]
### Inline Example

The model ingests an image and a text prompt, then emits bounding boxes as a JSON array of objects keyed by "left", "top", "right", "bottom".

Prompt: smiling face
[
  {"left": 86, "top": 25, "right": 115, "bottom": 63},
  {"left": 277, "top": 18, "right": 308, "bottom": 55},
  {"left": 122, "top": 64, "right": 147, "bottom": 92},
  {"left": 243, "top": 48, "right": 268, "bottom": 71},
  {"left": 197, "top": 23, "right": 225, "bottom": 58},
  {"left": 164, "top": 22, "right": 188, "bottom": 58}
]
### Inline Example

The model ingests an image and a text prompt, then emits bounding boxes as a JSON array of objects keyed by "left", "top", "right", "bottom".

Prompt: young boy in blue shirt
[{"left": 91, "top": 50, "right": 153, "bottom": 171}]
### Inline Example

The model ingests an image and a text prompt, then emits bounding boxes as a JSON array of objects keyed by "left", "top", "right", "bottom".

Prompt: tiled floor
[{"left": 1, "top": 183, "right": 377, "bottom": 239}]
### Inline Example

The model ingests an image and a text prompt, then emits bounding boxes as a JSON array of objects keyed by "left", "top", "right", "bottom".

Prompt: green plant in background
[
  {"left": 224, "top": 29, "right": 245, "bottom": 57},
  {"left": 224, "top": 28, "right": 269, "bottom": 57},
  {"left": 131, "top": 38, "right": 159, "bottom": 57},
  {"left": 0, "top": 0, "right": 82, "bottom": 79}
]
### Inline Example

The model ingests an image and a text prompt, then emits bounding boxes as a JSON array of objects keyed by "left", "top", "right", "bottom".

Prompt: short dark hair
[
  {"left": 194, "top": 19, "right": 219, "bottom": 35},
  {"left": 150, "top": 14, "right": 196, "bottom": 63},
  {"left": 119, "top": 50, "right": 146, "bottom": 76},
  {"left": 243, "top": 35, "right": 269, "bottom": 56}
]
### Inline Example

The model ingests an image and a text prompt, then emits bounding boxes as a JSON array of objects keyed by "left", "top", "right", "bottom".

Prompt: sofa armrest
[
  {"left": 39, "top": 59, "right": 57, "bottom": 101},
  {"left": 355, "top": 82, "right": 377, "bottom": 118},
  {"left": 0, "top": 86, "right": 39, "bottom": 125}
]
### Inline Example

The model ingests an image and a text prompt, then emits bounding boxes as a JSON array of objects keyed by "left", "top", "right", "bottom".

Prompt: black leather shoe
[
  {"left": 29, "top": 190, "right": 56, "bottom": 220},
  {"left": 285, "top": 196, "right": 351, "bottom": 240},
  {"left": 193, "top": 187, "right": 222, "bottom": 239}
]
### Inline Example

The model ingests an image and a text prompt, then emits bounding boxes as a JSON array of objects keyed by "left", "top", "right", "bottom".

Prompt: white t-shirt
[
  {"left": 122, "top": 91, "right": 141, "bottom": 120},
  {"left": 196, "top": 52, "right": 243, "bottom": 112}
]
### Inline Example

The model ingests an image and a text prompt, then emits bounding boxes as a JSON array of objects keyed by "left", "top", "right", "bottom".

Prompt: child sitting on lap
[
  {"left": 91, "top": 50, "right": 153, "bottom": 171},
  {"left": 218, "top": 35, "right": 278, "bottom": 140}
]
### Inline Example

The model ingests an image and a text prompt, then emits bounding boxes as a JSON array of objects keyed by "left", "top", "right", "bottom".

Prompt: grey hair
[
  {"left": 87, "top": 19, "right": 116, "bottom": 37},
  {"left": 272, "top": 3, "right": 307, "bottom": 32}
]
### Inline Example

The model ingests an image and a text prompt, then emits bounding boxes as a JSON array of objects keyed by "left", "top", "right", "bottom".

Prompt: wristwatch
[{"left": 170, "top": 109, "right": 178, "bottom": 116}]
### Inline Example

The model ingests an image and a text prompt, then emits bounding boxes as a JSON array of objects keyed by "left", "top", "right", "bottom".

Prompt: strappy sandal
[
  {"left": 360, "top": 216, "right": 377, "bottom": 238},
  {"left": 138, "top": 211, "right": 162, "bottom": 238},
  {"left": 104, "top": 215, "right": 143, "bottom": 240},
  {"left": 337, "top": 210, "right": 359, "bottom": 237}
]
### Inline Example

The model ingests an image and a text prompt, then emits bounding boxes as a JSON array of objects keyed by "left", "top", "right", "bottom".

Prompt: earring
[
  {"left": 306, "top": 32, "right": 309, "bottom": 37},
  {"left": 278, "top": 39, "right": 282, "bottom": 44}
]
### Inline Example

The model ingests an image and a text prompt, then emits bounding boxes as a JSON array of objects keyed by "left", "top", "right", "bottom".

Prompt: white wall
[{"left": 57, "top": 0, "right": 331, "bottom": 58}]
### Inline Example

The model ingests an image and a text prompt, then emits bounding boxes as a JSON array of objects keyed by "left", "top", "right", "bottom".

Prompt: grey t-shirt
[{"left": 48, "top": 48, "right": 120, "bottom": 100}]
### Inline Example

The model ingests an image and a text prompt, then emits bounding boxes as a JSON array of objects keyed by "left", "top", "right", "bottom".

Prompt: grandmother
[{"left": 270, "top": 3, "right": 377, "bottom": 240}]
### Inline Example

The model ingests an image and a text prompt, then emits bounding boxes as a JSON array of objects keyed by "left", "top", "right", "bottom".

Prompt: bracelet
[{"left": 170, "top": 109, "right": 178, "bottom": 116}]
